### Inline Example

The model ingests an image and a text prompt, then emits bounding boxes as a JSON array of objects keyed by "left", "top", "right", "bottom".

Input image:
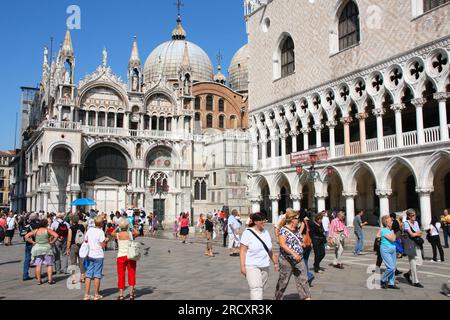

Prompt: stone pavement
[{"left": 0, "top": 226, "right": 449, "bottom": 300}]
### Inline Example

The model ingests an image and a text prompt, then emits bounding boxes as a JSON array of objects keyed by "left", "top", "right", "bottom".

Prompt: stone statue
[
  {"left": 102, "top": 47, "right": 108, "bottom": 67},
  {"left": 132, "top": 72, "right": 138, "bottom": 91},
  {"left": 64, "top": 70, "right": 70, "bottom": 84}
]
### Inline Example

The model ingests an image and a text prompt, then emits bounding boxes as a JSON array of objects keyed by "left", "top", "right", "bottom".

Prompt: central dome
[{"left": 144, "top": 40, "right": 214, "bottom": 83}]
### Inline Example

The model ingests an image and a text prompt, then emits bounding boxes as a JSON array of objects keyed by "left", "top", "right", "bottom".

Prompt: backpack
[
  {"left": 75, "top": 227, "right": 85, "bottom": 245},
  {"left": 56, "top": 222, "right": 69, "bottom": 240},
  {"left": 303, "top": 222, "right": 312, "bottom": 248}
]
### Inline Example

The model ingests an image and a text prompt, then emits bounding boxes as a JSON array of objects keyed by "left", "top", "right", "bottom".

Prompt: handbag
[
  {"left": 79, "top": 237, "right": 89, "bottom": 259},
  {"left": 127, "top": 231, "right": 141, "bottom": 261},
  {"left": 406, "top": 221, "right": 424, "bottom": 246},
  {"left": 302, "top": 222, "right": 312, "bottom": 248}
]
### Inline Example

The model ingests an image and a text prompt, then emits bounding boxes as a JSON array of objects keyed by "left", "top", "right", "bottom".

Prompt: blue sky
[{"left": 0, "top": 0, "right": 247, "bottom": 150}]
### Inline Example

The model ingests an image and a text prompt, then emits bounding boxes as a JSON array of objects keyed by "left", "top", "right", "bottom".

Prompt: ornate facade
[
  {"left": 12, "top": 14, "right": 251, "bottom": 222},
  {"left": 247, "top": 0, "right": 450, "bottom": 227}
]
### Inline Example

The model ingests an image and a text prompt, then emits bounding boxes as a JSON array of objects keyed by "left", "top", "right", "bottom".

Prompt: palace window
[
  {"left": 219, "top": 99, "right": 225, "bottom": 112},
  {"left": 281, "top": 36, "right": 295, "bottom": 78},
  {"left": 206, "top": 95, "right": 214, "bottom": 111},
  {"left": 195, "top": 97, "right": 201, "bottom": 110},
  {"left": 219, "top": 115, "right": 225, "bottom": 129},
  {"left": 338, "top": 1, "right": 360, "bottom": 51},
  {"left": 206, "top": 114, "right": 213, "bottom": 128}
]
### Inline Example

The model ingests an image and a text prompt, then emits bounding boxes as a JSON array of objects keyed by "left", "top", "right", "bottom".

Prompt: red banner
[{"left": 290, "top": 147, "right": 328, "bottom": 165}]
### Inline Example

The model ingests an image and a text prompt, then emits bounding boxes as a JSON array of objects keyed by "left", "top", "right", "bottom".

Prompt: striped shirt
[{"left": 329, "top": 218, "right": 349, "bottom": 239}]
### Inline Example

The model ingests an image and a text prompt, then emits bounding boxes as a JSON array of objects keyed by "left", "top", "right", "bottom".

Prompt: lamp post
[
  {"left": 294, "top": 153, "right": 334, "bottom": 183},
  {"left": 149, "top": 181, "right": 169, "bottom": 229}
]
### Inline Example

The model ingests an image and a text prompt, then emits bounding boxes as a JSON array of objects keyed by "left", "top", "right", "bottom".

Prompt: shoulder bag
[
  {"left": 246, "top": 229, "right": 270, "bottom": 255},
  {"left": 127, "top": 231, "right": 141, "bottom": 261}
]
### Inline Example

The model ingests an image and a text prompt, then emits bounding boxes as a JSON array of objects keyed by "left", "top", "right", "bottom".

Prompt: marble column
[
  {"left": 43, "top": 192, "right": 49, "bottom": 214},
  {"left": 290, "top": 194, "right": 302, "bottom": 211},
  {"left": 251, "top": 143, "right": 259, "bottom": 170},
  {"left": 391, "top": 104, "right": 405, "bottom": 148},
  {"left": 411, "top": 98, "right": 425, "bottom": 145},
  {"left": 301, "top": 128, "right": 310, "bottom": 151},
  {"left": 327, "top": 121, "right": 337, "bottom": 158},
  {"left": 417, "top": 188, "right": 433, "bottom": 229},
  {"left": 435, "top": 92, "right": 449, "bottom": 141},
  {"left": 316, "top": 193, "right": 328, "bottom": 213},
  {"left": 290, "top": 131, "right": 298, "bottom": 153},
  {"left": 343, "top": 192, "right": 357, "bottom": 226},
  {"left": 281, "top": 134, "right": 287, "bottom": 166},
  {"left": 313, "top": 125, "right": 323, "bottom": 148},
  {"left": 342, "top": 117, "right": 352, "bottom": 156},
  {"left": 270, "top": 195, "right": 280, "bottom": 224},
  {"left": 373, "top": 108, "right": 385, "bottom": 151},
  {"left": 356, "top": 112, "right": 368, "bottom": 153},
  {"left": 376, "top": 189, "right": 392, "bottom": 220},
  {"left": 250, "top": 197, "right": 261, "bottom": 214}
]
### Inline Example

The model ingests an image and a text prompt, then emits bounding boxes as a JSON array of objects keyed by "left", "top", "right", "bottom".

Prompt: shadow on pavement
[
  {"left": 0, "top": 260, "right": 21, "bottom": 266},
  {"left": 134, "top": 286, "right": 156, "bottom": 298},
  {"left": 283, "top": 293, "right": 300, "bottom": 300}
]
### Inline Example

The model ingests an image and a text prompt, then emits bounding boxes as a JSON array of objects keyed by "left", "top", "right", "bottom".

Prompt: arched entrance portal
[
  {"left": 49, "top": 148, "right": 72, "bottom": 212},
  {"left": 430, "top": 158, "right": 450, "bottom": 216},
  {"left": 326, "top": 173, "right": 344, "bottom": 212},
  {"left": 82, "top": 146, "right": 129, "bottom": 213},
  {"left": 353, "top": 165, "right": 378, "bottom": 224},
  {"left": 388, "top": 161, "right": 418, "bottom": 215}
]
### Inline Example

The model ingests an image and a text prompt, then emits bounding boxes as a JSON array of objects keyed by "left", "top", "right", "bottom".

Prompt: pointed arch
[
  {"left": 420, "top": 150, "right": 450, "bottom": 188},
  {"left": 380, "top": 156, "right": 418, "bottom": 190},
  {"left": 345, "top": 161, "right": 379, "bottom": 192}
]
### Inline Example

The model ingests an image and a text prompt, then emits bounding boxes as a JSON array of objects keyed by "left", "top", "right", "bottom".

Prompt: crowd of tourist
[{"left": 0, "top": 206, "right": 448, "bottom": 300}]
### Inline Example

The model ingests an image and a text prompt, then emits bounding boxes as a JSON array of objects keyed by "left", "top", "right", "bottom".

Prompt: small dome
[
  {"left": 214, "top": 65, "right": 227, "bottom": 84},
  {"left": 144, "top": 40, "right": 214, "bottom": 83},
  {"left": 228, "top": 44, "right": 249, "bottom": 93}
]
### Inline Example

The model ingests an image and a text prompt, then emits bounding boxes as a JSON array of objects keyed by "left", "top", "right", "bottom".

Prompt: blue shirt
[
  {"left": 403, "top": 220, "right": 420, "bottom": 233},
  {"left": 380, "top": 228, "right": 395, "bottom": 248}
]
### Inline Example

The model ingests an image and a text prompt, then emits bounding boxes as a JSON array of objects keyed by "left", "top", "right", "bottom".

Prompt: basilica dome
[
  {"left": 228, "top": 44, "right": 249, "bottom": 93},
  {"left": 144, "top": 16, "right": 214, "bottom": 83}
]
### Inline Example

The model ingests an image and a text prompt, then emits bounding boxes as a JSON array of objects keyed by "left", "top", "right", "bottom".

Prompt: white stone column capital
[
  {"left": 340, "top": 116, "right": 353, "bottom": 125},
  {"left": 290, "top": 194, "right": 303, "bottom": 201},
  {"left": 434, "top": 92, "right": 449, "bottom": 102},
  {"left": 372, "top": 108, "right": 386, "bottom": 117},
  {"left": 313, "top": 124, "right": 324, "bottom": 131},
  {"left": 390, "top": 103, "right": 406, "bottom": 113},
  {"left": 326, "top": 121, "right": 338, "bottom": 129},
  {"left": 411, "top": 98, "right": 426, "bottom": 108},
  {"left": 376, "top": 189, "right": 393, "bottom": 197},
  {"left": 315, "top": 193, "right": 328, "bottom": 199},
  {"left": 269, "top": 195, "right": 281, "bottom": 201},
  {"left": 355, "top": 112, "right": 369, "bottom": 120},
  {"left": 301, "top": 128, "right": 311, "bottom": 135},
  {"left": 415, "top": 188, "right": 434, "bottom": 195},
  {"left": 290, "top": 130, "right": 300, "bottom": 137},
  {"left": 342, "top": 192, "right": 357, "bottom": 199}
]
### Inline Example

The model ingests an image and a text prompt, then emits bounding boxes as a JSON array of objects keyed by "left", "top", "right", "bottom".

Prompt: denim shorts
[{"left": 85, "top": 258, "right": 104, "bottom": 279}]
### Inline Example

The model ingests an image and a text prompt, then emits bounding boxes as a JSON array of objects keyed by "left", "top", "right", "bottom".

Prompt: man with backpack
[
  {"left": 51, "top": 212, "right": 71, "bottom": 274},
  {"left": 66, "top": 215, "right": 86, "bottom": 284}
]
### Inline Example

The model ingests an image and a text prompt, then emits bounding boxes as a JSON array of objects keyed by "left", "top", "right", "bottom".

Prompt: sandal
[
  {"left": 83, "top": 294, "right": 92, "bottom": 301},
  {"left": 117, "top": 296, "right": 125, "bottom": 301},
  {"left": 93, "top": 295, "right": 103, "bottom": 300},
  {"left": 37, "top": 280, "right": 43, "bottom": 286},
  {"left": 129, "top": 294, "right": 135, "bottom": 301},
  {"left": 48, "top": 280, "right": 56, "bottom": 285}
]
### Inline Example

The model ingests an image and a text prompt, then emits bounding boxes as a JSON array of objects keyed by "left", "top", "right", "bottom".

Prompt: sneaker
[
  {"left": 395, "top": 270, "right": 403, "bottom": 276},
  {"left": 404, "top": 273, "right": 412, "bottom": 285},
  {"left": 380, "top": 281, "right": 388, "bottom": 289},
  {"left": 414, "top": 283, "right": 424, "bottom": 288},
  {"left": 437, "top": 260, "right": 442, "bottom": 262}
]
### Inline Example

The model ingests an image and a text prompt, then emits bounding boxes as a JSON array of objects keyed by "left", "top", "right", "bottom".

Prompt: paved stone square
[{"left": 0, "top": 227, "right": 449, "bottom": 300}]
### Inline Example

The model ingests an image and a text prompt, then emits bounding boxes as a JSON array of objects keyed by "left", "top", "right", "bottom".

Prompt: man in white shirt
[
  {"left": 228, "top": 210, "right": 242, "bottom": 256},
  {"left": 5, "top": 211, "right": 17, "bottom": 246},
  {"left": 322, "top": 211, "right": 331, "bottom": 249}
]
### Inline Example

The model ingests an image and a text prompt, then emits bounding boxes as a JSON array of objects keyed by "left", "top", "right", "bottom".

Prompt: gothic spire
[
  {"left": 129, "top": 35, "right": 141, "bottom": 67},
  {"left": 62, "top": 30, "right": 74, "bottom": 57}
]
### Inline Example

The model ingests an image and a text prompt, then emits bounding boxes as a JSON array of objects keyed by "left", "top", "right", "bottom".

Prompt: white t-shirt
[
  {"left": 427, "top": 223, "right": 441, "bottom": 236},
  {"left": 322, "top": 216, "right": 330, "bottom": 232},
  {"left": 85, "top": 227, "right": 106, "bottom": 259},
  {"left": 276, "top": 214, "right": 286, "bottom": 230},
  {"left": 240, "top": 228, "right": 273, "bottom": 268},
  {"left": 6, "top": 217, "right": 15, "bottom": 230}
]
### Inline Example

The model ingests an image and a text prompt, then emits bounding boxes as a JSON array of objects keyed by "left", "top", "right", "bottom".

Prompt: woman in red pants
[{"left": 112, "top": 218, "right": 140, "bottom": 300}]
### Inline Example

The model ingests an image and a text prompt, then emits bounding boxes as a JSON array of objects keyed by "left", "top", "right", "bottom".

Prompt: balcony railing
[
  {"left": 82, "top": 126, "right": 193, "bottom": 140},
  {"left": 40, "top": 120, "right": 81, "bottom": 131},
  {"left": 255, "top": 126, "right": 447, "bottom": 171}
]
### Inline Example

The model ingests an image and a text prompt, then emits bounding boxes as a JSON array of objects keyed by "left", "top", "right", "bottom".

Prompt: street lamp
[
  {"left": 294, "top": 154, "right": 334, "bottom": 183},
  {"left": 149, "top": 180, "right": 169, "bottom": 229}
]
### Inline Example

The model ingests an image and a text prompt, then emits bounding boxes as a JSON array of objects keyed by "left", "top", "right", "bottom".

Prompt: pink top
[
  {"left": 329, "top": 218, "right": 349, "bottom": 239},
  {"left": 180, "top": 213, "right": 190, "bottom": 228},
  {"left": 0, "top": 218, "right": 5, "bottom": 230}
]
